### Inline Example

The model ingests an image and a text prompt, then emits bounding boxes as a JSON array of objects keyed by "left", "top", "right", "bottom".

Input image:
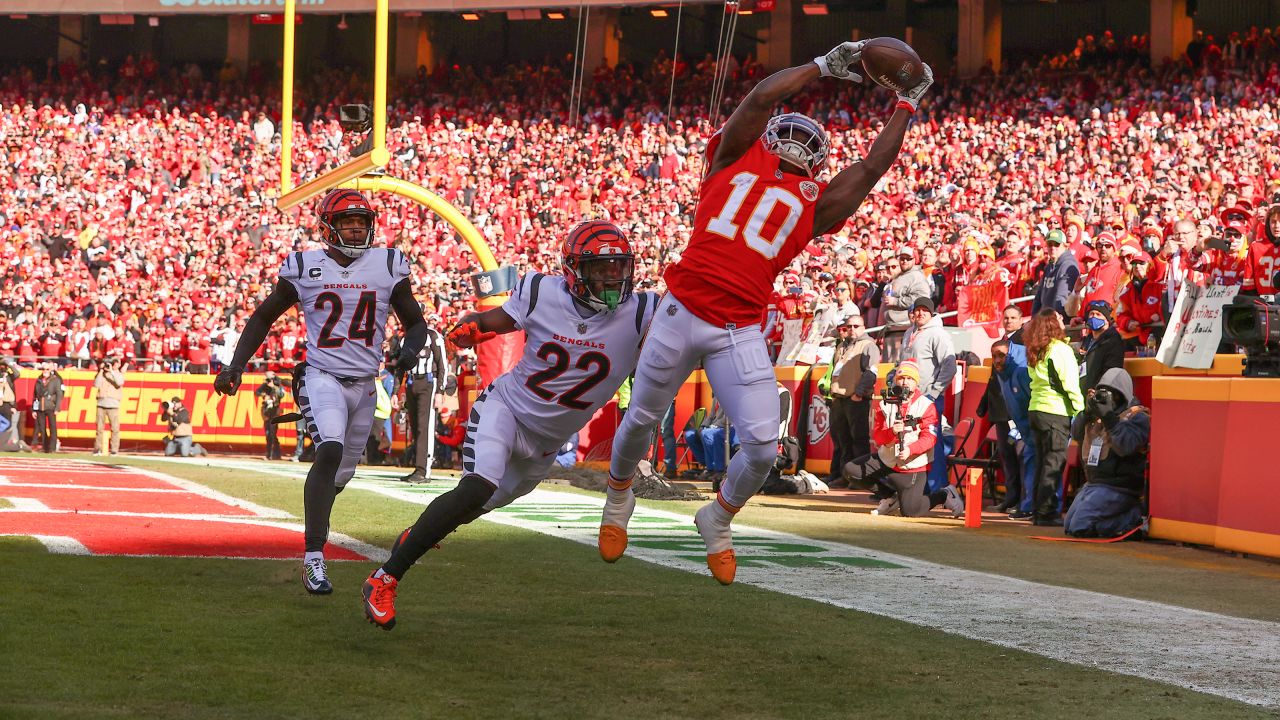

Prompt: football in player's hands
[
  {"left": 214, "top": 367, "right": 243, "bottom": 396},
  {"left": 860, "top": 37, "right": 924, "bottom": 94}
]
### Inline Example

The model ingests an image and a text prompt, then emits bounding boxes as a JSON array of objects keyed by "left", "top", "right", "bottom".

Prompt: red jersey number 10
[{"left": 705, "top": 171, "right": 803, "bottom": 260}]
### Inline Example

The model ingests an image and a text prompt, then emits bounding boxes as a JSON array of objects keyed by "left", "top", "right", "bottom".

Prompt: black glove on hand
[{"left": 214, "top": 366, "right": 244, "bottom": 396}]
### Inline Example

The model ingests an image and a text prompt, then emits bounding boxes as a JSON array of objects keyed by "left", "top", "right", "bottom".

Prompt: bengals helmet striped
[
  {"left": 317, "top": 189, "right": 377, "bottom": 259},
  {"left": 561, "top": 220, "right": 635, "bottom": 312}
]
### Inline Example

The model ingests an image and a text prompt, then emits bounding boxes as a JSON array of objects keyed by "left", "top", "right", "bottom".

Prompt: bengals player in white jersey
[
  {"left": 360, "top": 221, "right": 657, "bottom": 630},
  {"left": 215, "top": 189, "right": 427, "bottom": 595},
  {"left": 598, "top": 43, "right": 933, "bottom": 585}
]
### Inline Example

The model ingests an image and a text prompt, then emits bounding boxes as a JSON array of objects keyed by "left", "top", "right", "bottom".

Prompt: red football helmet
[
  {"left": 317, "top": 189, "right": 377, "bottom": 258},
  {"left": 561, "top": 220, "right": 634, "bottom": 312}
]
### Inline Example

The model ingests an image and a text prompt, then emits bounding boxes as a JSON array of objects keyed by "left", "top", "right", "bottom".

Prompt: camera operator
[
  {"left": 92, "top": 356, "right": 125, "bottom": 456},
  {"left": 840, "top": 360, "right": 964, "bottom": 517},
  {"left": 160, "top": 396, "right": 195, "bottom": 457},
  {"left": 1063, "top": 368, "right": 1149, "bottom": 538},
  {"left": 255, "top": 371, "right": 286, "bottom": 460}
]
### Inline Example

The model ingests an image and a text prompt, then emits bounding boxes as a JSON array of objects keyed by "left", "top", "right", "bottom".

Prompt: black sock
[
  {"left": 382, "top": 474, "right": 496, "bottom": 580},
  {"left": 303, "top": 441, "right": 344, "bottom": 553}
]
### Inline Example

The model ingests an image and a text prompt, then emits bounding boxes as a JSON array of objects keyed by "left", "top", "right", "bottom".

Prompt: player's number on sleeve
[
  {"left": 315, "top": 291, "right": 378, "bottom": 348},
  {"left": 524, "top": 342, "right": 611, "bottom": 410},
  {"left": 705, "top": 171, "right": 803, "bottom": 260}
]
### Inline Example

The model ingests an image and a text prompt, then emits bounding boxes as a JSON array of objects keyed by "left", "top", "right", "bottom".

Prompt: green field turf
[{"left": 0, "top": 455, "right": 1275, "bottom": 720}]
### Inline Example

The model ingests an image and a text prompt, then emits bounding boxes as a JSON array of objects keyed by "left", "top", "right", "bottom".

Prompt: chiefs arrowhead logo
[{"left": 800, "top": 181, "right": 819, "bottom": 202}]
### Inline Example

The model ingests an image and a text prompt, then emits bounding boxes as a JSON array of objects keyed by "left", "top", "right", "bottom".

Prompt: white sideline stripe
[
  {"left": 351, "top": 478, "right": 1280, "bottom": 709},
  {"left": 89, "top": 457, "right": 1280, "bottom": 707},
  {"left": 0, "top": 534, "right": 91, "bottom": 555},
  {"left": 1, "top": 497, "right": 49, "bottom": 511},
  {"left": 129, "top": 466, "right": 293, "bottom": 519}
]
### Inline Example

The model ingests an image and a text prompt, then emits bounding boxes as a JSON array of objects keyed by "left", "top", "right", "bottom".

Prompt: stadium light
[
  {"left": 737, "top": 9, "right": 753, "bottom": 14},
  {"left": 801, "top": 3, "right": 828, "bottom": 15},
  {"left": 336, "top": 14, "right": 348, "bottom": 30},
  {"left": 547, "top": 11, "right": 565, "bottom": 19},
  {"left": 650, "top": 8, "right": 668, "bottom": 16},
  {"left": 461, "top": 12, "right": 480, "bottom": 20}
]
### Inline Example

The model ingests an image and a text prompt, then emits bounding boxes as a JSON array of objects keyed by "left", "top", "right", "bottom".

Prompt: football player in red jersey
[
  {"left": 597, "top": 41, "right": 933, "bottom": 585},
  {"left": 1245, "top": 204, "right": 1280, "bottom": 296}
]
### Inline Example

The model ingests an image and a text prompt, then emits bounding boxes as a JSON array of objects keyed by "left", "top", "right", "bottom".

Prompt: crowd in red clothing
[{"left": 3, "top": 27, "right": 1280, "bottom": 372}]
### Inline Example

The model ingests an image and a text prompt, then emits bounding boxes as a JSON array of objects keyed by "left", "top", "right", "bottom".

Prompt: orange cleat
[
  {"left": 705, "top": 549, "right": 737, "bottom": 586},
  {"left": 361, "top": 571, "right": 399, "bottom": 631},
  {"left": 598, "top": 525, "right": 628, "bottom": 563}
]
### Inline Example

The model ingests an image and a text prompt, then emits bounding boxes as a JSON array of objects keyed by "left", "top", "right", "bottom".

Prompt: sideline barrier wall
[
  {"left": 13, "top": 368, "right": 310, "bottom": 451},
  {"left": 1149, "top": 375, "right": 1280, "bottom": 558}
]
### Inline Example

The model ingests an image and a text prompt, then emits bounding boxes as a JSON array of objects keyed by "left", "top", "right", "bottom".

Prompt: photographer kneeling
[
  {"left": 1063, "top": 368, "right": 1149, "bottom": 538},
  {"left": 840, "top": 360, "right": 963, "bottom": 517},
  {"left": 161, "top": 396, "right": 195, "bottom": 457}
]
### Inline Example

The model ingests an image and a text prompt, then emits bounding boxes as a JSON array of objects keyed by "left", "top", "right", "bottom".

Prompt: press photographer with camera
[
  {"left": 840, "top": 360, "right": 964, "bottom": 517},
  {"left": 1063, "top": 368, "right": 1149, "bottom": 538},
  {"left": 160, "top": 396, "right": 195, "bottom": 457},
  {"left": 92, "top": 356, "right": 125, "bottom": 456},
  {"left": 255, "top": 371, "right": 286, "bottom": 461}
]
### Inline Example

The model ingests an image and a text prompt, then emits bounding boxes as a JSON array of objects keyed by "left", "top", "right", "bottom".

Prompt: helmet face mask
[
  {"left": 318, "top": 189, "right": 377, "bottom": 258},
  {"left": 562, "top": 221, "right": 635, "bottom": 313},
  {"left": 764, "top": 113, "right": 828, "bottom": 178}
]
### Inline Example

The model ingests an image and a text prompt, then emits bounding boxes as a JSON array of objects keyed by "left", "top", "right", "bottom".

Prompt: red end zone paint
[{"left": 0, "top": 459, "right": 373, "bottom": 561}]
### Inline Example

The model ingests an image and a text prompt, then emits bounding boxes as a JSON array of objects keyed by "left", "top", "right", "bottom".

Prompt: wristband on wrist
[{"left": 895, "top": 100, "right": 917, "bottom": 114}]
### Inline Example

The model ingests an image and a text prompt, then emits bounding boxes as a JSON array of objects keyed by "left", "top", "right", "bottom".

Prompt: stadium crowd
[{"left": 3, "top": 27, "right": 1280, "bottom": 376}]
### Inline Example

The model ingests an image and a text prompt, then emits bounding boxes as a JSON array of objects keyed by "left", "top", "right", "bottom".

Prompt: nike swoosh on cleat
[{"left": 367, "top": 605, "right": 388, "bottom": 618}]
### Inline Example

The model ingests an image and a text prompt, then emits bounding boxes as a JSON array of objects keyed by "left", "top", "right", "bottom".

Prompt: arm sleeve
[
  {"left": 390, "top": 279, "right": 428, "bottom": 363},
  {"left": 229, "top": 279, "right": 299, "bottom": 370}
]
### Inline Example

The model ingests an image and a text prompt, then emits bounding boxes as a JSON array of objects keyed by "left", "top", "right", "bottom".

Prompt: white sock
[
  {"left": 602, "top": 488, "right": 635, "bottom": 526},
  {"left": 304, "top": 551, "right": 324, "bottom": 563},
  {"left": 695, "top": 501, "right": 735, "bottom": 554},
  {"left": 372, "top": 568, "right": 387, "bottom": 580}
]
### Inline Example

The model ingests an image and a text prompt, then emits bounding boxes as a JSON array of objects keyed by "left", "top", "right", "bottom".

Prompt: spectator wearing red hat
[
  {"left": 1115, "top": 251, "right": 1166, "bottom": 350},
  {"left": 1075, "top": 232, "right": 1126, "bottom": 323}
]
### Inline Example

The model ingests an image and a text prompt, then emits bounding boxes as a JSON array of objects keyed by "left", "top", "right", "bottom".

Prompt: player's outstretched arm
[
  {"left": 713, "top": 42, "right": 867, "bottom": 176},
  {"left": 214, "top": 279, "right": 299, "bottom": 396},
  {"left": 812, "top": 65, "right": 933, "bottom": 236},
  {"left": 447, "top": 307, "right": 519, "bottom": 349},
  {"left": 389, "top": 279, "right": 428, "bottom": 374},
  {"left": 711, "top": 63, "right": 822, "bottom": 176}
]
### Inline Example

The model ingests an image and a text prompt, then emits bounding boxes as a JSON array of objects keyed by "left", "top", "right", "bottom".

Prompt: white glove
[
  {"left": 813, "top": 41, "right": 866, "bottom": 82},
  {"left": 896, "top": 63, "right": 934, "bottom": 112}
]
